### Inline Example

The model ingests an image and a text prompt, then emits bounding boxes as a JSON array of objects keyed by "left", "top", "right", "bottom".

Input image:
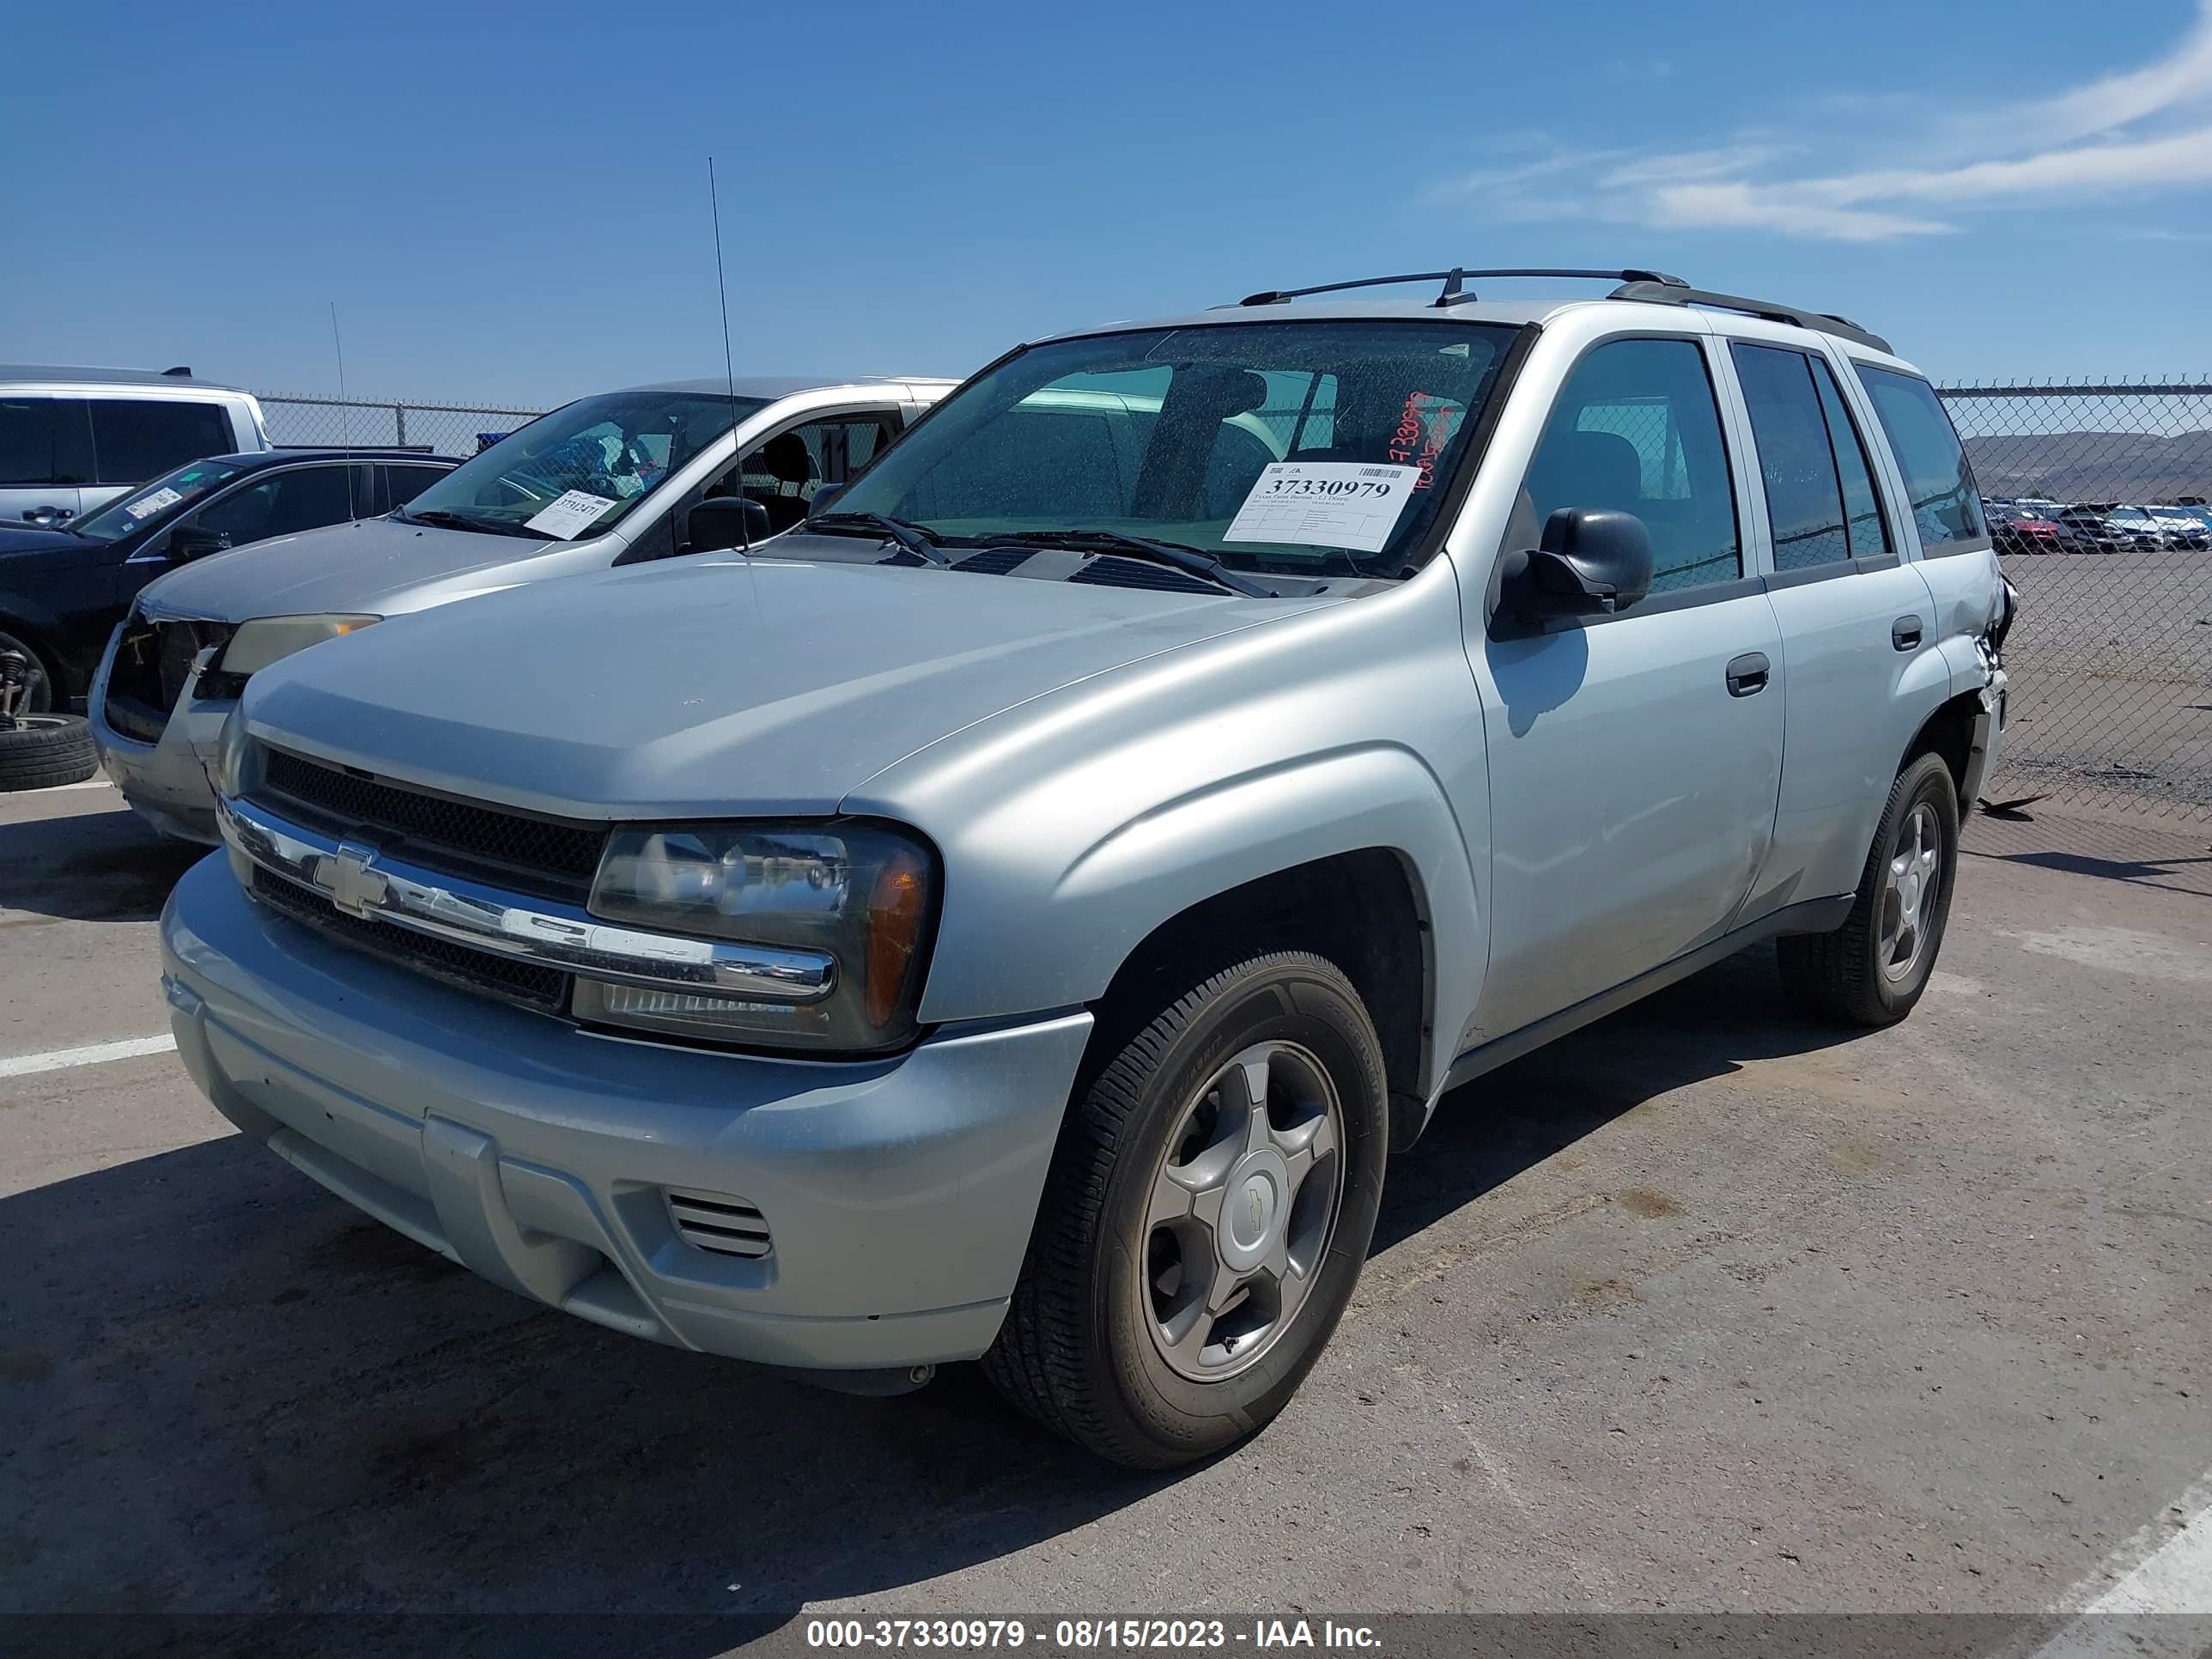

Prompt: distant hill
[{"left": 1962, "top": 428, "right": 2212, "bottom": 502}]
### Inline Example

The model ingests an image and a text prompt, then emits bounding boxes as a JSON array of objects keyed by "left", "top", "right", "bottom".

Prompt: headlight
[
  {"left": 217, "top": 614, "right": 381, "bottom": 677},
  {"left": 578, "top": 820, "right": 937, "bottom": 1054},
  {"left": 212, "top": 707, "right": 252, "bottom": 799}
]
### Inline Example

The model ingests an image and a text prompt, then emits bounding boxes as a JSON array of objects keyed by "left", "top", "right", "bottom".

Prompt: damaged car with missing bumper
[{"left": 161, "top": 269, "right": 2013, "bottom": 1468}]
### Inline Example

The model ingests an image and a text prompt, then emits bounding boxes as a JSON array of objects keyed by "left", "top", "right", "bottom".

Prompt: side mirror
[
  {"left": 807, "top": 482, "right": 847, "bottom": 518},
  {"left": 685, "top": 495, "right": 773, "bottom": 554},
  {"left": 167, "top": 526, "right": 233, "bottom": 563},
  {"left": 1498, "top": 507, "right": 1655, "bottom": 629}
]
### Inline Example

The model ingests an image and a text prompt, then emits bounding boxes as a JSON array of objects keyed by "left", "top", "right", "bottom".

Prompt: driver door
[{"left": 1467, "top": 334, "right": 1785, "bottom": 1043}]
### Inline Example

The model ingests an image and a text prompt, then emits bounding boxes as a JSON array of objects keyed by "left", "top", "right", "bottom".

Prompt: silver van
[
  {"left": 0, "top": 365, "right": 269, "bottom": 526},
  {"left": 93, "top": 373, "right": 949, "bottom": 842}
]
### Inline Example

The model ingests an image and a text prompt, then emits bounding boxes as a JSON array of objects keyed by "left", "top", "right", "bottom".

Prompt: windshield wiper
[
  {"left": 804, "top": 511, "right": 950, "bottom": 566},
  {"left": 992, "top": 529, "right": 1277, "bottom": 598},
  {"left": 399, "top": 507, "right": 553, "bottom": 541}
]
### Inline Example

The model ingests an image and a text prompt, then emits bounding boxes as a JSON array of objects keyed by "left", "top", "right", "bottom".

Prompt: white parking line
[
  {"left": 0, "top": 1033, "right": 176, "bottom": 1079},
  {"left": 2026, "top": 1478, "right": 2212, "bottom": 1658},
  {"left": 36, "top": 775, "right": 115, "bottom": 793}
]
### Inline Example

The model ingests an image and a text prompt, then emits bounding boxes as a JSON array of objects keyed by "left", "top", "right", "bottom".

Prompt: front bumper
[
  {"left": 88, "top": 629, "right": 230, "bottom": 844},
  {"left": 161, "top": 854, "right": 1091, "bottom": 1374}
]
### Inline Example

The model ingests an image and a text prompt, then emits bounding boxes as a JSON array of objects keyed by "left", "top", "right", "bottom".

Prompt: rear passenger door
[
  {"left": 0, "top": 397, "right": 97, "bottom": 525},
  {"left": 1723, "top": 340, "right": 1936, "bottom": 908},
  {"left": 1473, "top": 334, "right": 1786, "bottom": 1040}
]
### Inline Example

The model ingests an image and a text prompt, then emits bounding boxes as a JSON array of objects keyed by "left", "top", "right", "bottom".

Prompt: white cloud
[{"left": 1434, "top": 1, "right": 2212, "bottom": 240}]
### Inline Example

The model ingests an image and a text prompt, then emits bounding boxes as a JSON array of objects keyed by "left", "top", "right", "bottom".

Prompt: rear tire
[
  {"left": 0, "top": 714, "right": 99, "bottom": 792},
  {"left": 982, "top": 950, "right": 1389, "bottom": 1468},
  {"left": 1777, "top": 751, "right": 1959, "bottom": 1026}
]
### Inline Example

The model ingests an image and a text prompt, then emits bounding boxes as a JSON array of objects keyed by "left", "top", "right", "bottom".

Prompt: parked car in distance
[
  {"left": 0, "top": 365, "right": 270, "bottom": 528},
  {"left": 162, "top": 268, "right": 2014, "bottom": 1467},
  {"left": 2054, "top": 505, "right": 2154, "bottom": 551},
  {"left": 0, "top": 448, "right": 453, "bottom": 715},
  {"left": 94, "top": 374, "right": 949, "bottom": 842},
  {"left": 2130, "top": 504, "right": 2211, "bottom": 550},
  {"left": 1985, "top": 501, "right": 2064, "bottom": 554}
]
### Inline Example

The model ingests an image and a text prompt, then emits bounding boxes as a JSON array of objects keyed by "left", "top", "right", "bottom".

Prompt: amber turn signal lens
[{"left": 865, "top": 855, "right": 927, "bottom": 1028}]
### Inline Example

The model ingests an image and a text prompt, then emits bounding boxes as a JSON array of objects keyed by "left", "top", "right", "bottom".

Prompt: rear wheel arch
[{"left": 1901, "top": 689, "right": 1984, "bottom": 805}]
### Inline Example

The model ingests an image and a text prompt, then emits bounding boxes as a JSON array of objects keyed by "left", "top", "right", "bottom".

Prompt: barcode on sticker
[{"left": 1358, "top": 467, "right": 1395, "bottom": 478}]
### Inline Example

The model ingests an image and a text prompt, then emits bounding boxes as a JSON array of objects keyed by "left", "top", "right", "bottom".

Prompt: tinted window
[
  {"left": 1516, "top": 337, "right": 1740, "bottom": 593},
  {"left": 1854, "top": 366, "right": 1988, "bottom": 549},
  {"left": 191, "top": 465, "right": 363, "bottom": 547},
  {"left": 1808, "top": 358, "right": 1890, "bottom": 559},
  {"left": 1732, "top": 344, "right": 1854, "bottom": 572},
  {"left": 88, "top": 400, "right": 237, "bottom": 483},
  {"left": 0, "top": 398, "right": 96, "bottom": 487},
  {"left": 385, "top": 465, "right": 449, "bottom": 511}
]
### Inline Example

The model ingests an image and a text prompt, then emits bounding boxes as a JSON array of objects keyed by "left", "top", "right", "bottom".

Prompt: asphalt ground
[{"left": 3, "top": 779, "right": 2208, "bottom": 1655}]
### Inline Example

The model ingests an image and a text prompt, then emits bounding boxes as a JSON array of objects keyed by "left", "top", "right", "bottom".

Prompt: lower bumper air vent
[{"left": 665, "top": 1188, "right": 774, "bottom": 1259}]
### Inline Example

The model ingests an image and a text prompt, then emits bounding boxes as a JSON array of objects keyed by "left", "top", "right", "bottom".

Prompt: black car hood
[{"left": 0, "top": 526, "right": 93, "bottom": 562}]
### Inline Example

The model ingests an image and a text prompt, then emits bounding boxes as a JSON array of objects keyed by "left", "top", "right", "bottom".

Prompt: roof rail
[
  {"left": 1237, "top": 268, "right": 1689, "bottom": 309},
  {"left": 1607, "top": 280, "right": 1893, "bottom": 354}
]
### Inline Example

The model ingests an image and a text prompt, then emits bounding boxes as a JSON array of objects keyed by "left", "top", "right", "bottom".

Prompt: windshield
[
  {"left": 830, "top": 320, "right": 1517, "bottom": 575},
  {"left": 70, "top": 457, "right": 254, "bottom": 544},
  {"left": 397, "top": 389, "right": 767, "bottom": 541}
]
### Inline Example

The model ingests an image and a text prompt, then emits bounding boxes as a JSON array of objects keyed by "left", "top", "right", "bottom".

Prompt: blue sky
[{"left": 5, "top": 0, "right": 2209, "bottom": 410}]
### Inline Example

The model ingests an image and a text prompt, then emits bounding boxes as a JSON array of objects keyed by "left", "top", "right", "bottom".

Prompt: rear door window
[
  {"left": 1731, "top": 344, "right": 1860, "bottom": 573},
  {"left": 89, "top": 400, "right": 238, "bottom": 483},
  {"left": 0, "top": 398, "right": 97, "bottom": 486},
  {"left": 1852, "top": 366, "right": 1988, "bottom": 550},
  {"left": 383, "top": 464, "right": 451, "bottom": 513}
]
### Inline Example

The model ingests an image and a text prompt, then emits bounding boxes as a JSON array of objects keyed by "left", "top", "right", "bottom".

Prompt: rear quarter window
[{"left": 1853, "top": 366, "right": 1987, "bottom": 550}]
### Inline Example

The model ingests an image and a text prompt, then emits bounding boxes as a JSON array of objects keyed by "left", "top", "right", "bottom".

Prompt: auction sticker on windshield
[
  {"left": 126, "top": 487, "right": 185, "bottom": 520},
  {"left": 1224, "top": 461, "right": 1420, "bottom": 554},
  {"left": 523, "top": 489, "right": 617, "bottom": 539}
]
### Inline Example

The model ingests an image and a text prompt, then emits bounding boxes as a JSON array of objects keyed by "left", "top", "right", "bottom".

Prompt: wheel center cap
[{"left": 1218, "top": 1150, "right": 1288, "bottom": 1270}]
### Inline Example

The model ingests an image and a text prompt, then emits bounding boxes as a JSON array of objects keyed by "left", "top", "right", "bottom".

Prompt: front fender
[
  {"left": 848, "top": 569, "right": 1490, "bottom": 1095},
  {"left": 920, "top": 743, "right": 1476, "bottom": 1091}
]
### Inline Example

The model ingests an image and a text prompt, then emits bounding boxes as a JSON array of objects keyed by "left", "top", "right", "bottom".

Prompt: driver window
[
  {"left": 1510, "top": 338, "right": 1741, "bottom": 595},
  {"left": 722, "top": 414, "right": 901, "bottom": 536}
]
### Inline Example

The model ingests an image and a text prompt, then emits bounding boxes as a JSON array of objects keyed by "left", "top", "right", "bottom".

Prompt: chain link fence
[
  {"left": 1940, "top": 380, "right": 2212, "bottom": 824},
  {"left": 256, "top": 393, "right": 544, "bottom": 459}
]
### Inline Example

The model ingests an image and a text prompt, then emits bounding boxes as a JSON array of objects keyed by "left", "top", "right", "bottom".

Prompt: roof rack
[
  {"left": 1607, "top": 280, "right": 1893, "bottom": 354},
  {"left": 1230, "top": 268, "right": 1893, "bottom": 353},
  {"left": 1237, "top": 268, "right": 1689, "bottom": 308}
]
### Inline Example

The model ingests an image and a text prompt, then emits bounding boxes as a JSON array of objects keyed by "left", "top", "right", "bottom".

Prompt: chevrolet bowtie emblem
[{"left": 318, "top": 842, "right": 390, "bottom": 919}]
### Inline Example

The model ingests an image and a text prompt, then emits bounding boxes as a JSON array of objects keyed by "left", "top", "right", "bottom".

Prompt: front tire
[
  {"left": 1777, "top": 750, "right": 1960, "bottom": 1026},
  {"left": 983, "top": 951, "right": 1389, "bottom": 1468}
]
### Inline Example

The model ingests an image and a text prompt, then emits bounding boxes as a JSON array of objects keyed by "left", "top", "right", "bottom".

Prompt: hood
[
  {"left": 133, "top": 514, "right": 590, "bottom": 623},
  {"left": 0, "top": 525, "right": 87, "bottom": 563},
  {"left": 243, "top": 553, "right": 1325, "bottom": 819}
]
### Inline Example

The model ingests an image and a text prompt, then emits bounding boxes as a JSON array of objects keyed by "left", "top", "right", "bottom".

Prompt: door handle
[
  {"left": 1892, "top": 615, "right": 1923, "bottom": 651},
  {"left": 1725, "top": 651, "right": 1771, "bottom": 697}
]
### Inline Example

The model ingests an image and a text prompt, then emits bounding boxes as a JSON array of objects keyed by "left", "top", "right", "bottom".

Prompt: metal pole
[{"left": 394, "top": 403, "right": 408, "bottom": 447}]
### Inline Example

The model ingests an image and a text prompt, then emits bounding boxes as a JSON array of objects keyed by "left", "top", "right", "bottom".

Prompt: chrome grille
[
  {"left": 665, "top": 1188, "right": 773, "bottom": 1258},
  {"left": 256, "top": 748, "right": 607, "bottom": 902},
  {"left": 249, "top": 867, "right": 570, "bottom": 1015}
]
